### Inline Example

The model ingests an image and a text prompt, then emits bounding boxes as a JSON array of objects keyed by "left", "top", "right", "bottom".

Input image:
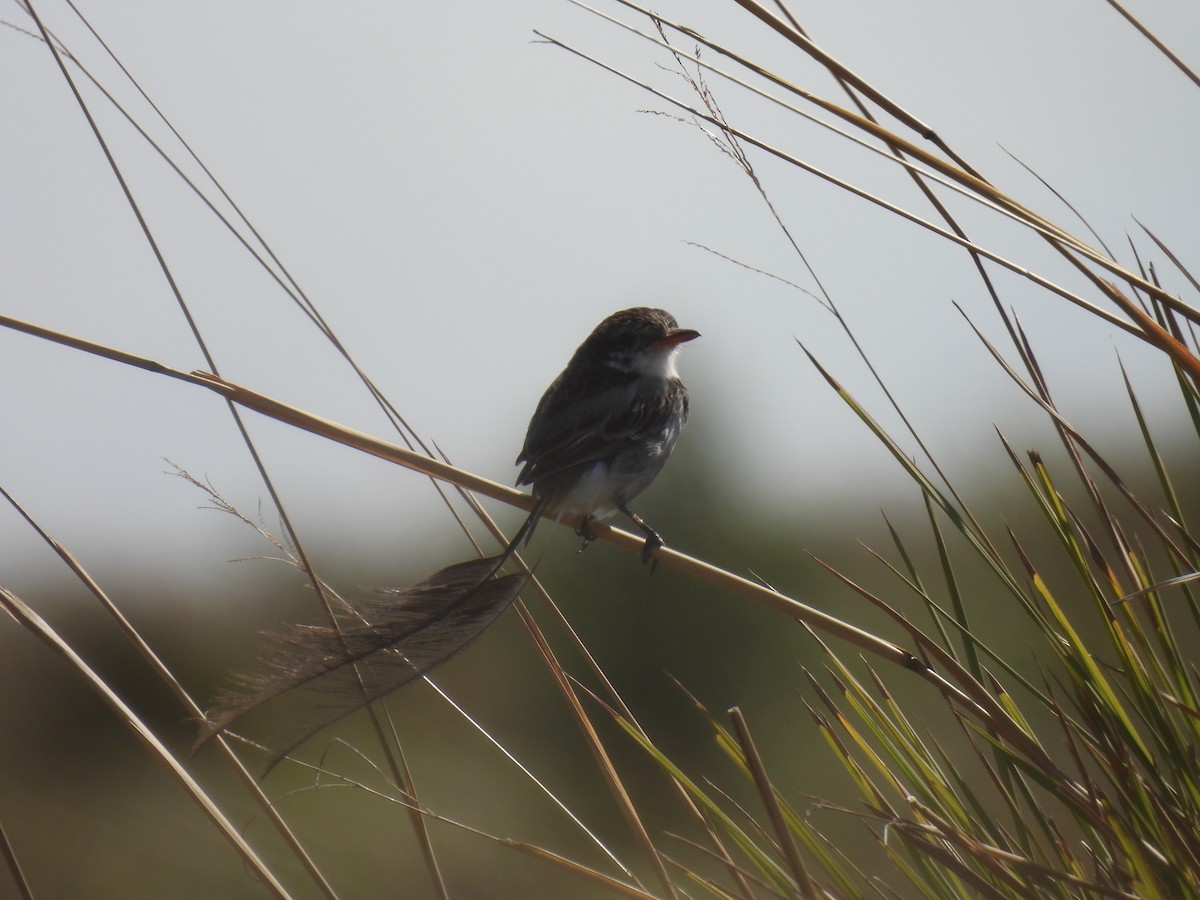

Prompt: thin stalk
[
  {"left": 0, "top": 820, "right": 33, "bottom": 900},
  {"left": 728, "top": 707, "right": 818, "bottom": 898},
  {"left": 0, "top": 486, "right": 340, "bottom": 898},
  {"left": 0, "top": 312, "right": 1033, "bottom": 765},
  {"left": 0, "top": 586, "right": 292, "bottom": 899}
]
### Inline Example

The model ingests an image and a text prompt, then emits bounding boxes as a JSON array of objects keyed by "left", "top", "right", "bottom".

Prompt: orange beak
[{"left": 656, "top": 328, "right": 700, "bottom": 348}]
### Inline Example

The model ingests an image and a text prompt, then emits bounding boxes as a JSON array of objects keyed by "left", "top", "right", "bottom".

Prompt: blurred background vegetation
[
  {"left": 4, "top": 0, "right": 1200, "bottom": 898},
  {"left": 5, "top": 420, "right": 1199, "bottom": 897}
]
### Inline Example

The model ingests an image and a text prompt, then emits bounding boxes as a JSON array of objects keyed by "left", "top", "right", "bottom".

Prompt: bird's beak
[{"left": 657, "top": 328, "right": 700, "bottom": 348}]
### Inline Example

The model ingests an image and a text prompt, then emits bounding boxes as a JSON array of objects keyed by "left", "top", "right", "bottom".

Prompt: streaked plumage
[{"left": 516, "top": 307, "right": 698, "bottom": 558}]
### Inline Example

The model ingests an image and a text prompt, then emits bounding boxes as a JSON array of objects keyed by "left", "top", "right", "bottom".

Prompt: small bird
[
  {"left": 195, "top": 308, "right": 698, "bottom": 760},
  {"left": 514, "top": 306, "right": 700, "bottom": 563}
]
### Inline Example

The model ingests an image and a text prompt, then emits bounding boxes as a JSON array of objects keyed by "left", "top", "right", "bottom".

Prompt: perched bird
[
  {"left": 196, "top": 307, "right": 698, "bottom": 761},
  {"left": 514, "top": 306, "right": 700, "bottom": 563}
]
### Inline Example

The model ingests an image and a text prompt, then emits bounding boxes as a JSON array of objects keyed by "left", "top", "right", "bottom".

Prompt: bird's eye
[{"left": 616, "top": 331, "right": 638, "bottom": 349}]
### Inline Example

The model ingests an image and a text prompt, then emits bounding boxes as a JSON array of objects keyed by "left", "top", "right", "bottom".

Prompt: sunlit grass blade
[
  {"left": 1006, "top": 519, "right": 1153, "bottom": 766},
  {"left": 726, "top": 708, "right": 820, "bottom": 898},
  {"left": 0, "top": 819, "right": 33, "bottom": 900},
  {"left": 599, "top": 702, "right": 800, "bottom": 897},
  {"left": 922, "top": 494, "right": 979, "bottom": 679}
]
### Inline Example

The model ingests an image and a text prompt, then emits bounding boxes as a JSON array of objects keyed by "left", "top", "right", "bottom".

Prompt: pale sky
[{"left": 3, "top": 0, "right": 1199, "bottom": 594}]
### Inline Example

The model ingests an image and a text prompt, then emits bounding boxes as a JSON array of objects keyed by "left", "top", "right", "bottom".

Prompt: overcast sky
[{"left": 3, "top": 0, "right": 1198, "bottom": 595}]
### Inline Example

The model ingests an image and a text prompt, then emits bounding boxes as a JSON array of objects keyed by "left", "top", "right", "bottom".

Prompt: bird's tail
[{"left": 193, "top": 496, "right": 554, "bottom": 765}]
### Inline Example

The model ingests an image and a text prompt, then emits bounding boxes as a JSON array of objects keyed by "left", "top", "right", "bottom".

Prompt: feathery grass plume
[{"left": 196, "top": 556, "right": 531, "bottom": 764}]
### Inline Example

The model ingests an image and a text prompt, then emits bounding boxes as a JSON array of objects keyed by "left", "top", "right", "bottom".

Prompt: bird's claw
[
  {"left": 641, "top": 535, "right": 663, "bottom": 574},
  {"left": 575, "top": 517, "right": 595, "bottom": 554}
]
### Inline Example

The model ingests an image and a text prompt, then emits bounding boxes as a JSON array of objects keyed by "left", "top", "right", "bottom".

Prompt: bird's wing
[{"left": 516, "top": 377, "right": 686, "bottom": 486}]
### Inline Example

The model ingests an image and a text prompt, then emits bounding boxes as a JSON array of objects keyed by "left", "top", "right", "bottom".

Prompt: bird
[
  {"left": 194, "top": 307, "right": 698, "bottom": 760},
  {"left": 513, "top": 306, "right": 700, "bottom": 564}
]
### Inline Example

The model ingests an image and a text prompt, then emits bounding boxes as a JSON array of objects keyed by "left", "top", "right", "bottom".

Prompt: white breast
[{"left": 621, "top": 346, "right": 681, "bottom": 379}]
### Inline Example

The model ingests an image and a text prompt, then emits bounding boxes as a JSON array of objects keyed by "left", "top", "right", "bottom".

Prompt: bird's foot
[
  {"left": 619, "top": 504, "right": 664, "bottom": 574},
  {"left": 575, "top": 516, "right": 595, "bottom": 554},
  {"left": 641, "top": 533, "right": 663, "bottom": 574}
]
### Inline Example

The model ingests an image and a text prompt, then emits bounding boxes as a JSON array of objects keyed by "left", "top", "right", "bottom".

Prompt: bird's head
[{"left": 583, "top": 307, "right": 700, "bottom": 378}]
